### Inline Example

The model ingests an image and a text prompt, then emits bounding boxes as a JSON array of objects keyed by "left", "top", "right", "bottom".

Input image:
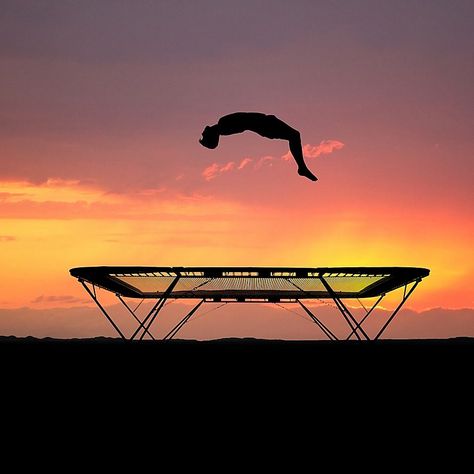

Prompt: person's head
[{"left": 199, "top": 125, "right": 219, "bottom": 149}]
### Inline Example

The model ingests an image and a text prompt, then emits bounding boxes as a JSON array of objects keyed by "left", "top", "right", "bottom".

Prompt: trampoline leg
[
  {"left": 334, "top": 297, "right": 364, "bottom": 340},
  {"left": 374, "top": 280, "right": 420, "bottom": 340},
  {"left": 320, "top": 277, "right": 370, "bottom": 340},
  {"left": 163, "top": 299, "right": 205, "bottom": 340},
  {"left": 346, "top": 294, "right": 385, "bottom": 341},
  {"left": 138, "top": 298, "right": 168, "bottom": 341},
  {"left": 296, "top": 300, "right": 338, "bottom": 340},
  {"left": 117, "top": 294, "right": 155, "bottom": 340},
  {"left": 129, "top": 296, "right": 165, "bottom": 340},
  {"left": 130, "top": 275, "right": 181, "bottom": 341},
  {"left": 80, "top": 280, "right": 126, "bottom": 340}
]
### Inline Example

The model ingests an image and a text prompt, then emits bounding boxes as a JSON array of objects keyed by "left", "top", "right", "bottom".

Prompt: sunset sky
[{"left": 1, "top": 1, "right": 473, "bottom": 338}]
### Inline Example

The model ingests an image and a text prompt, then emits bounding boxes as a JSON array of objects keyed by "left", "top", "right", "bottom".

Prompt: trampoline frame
[{"left": 70, "top": 266, "right": 429, "bottom": 341}]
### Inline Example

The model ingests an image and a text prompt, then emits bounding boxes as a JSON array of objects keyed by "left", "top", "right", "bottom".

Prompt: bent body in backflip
[{"left": 199, "top": 112, "right": 317, "bottom": 181}]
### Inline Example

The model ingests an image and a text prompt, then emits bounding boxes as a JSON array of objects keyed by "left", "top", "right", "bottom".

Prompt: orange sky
[
  {"left": 0, "top": 176, "right": 472, "bottom": 312},
  {"left": 0, "top": 2, "right": 473, "bottom": 338}
]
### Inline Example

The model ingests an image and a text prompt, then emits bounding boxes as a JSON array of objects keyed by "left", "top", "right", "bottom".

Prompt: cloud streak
[
  {"left": 202, "top": 157, "right": 252, "bottom": 181},
  {"left": 31, "top": 295, "right": 87, "bottom": 305},
  {"left": 202, "top": 140, "right": 344, "bottom": 180},
  {"left": 238, "top": 158, "right": 252, "bottom": 170},
  {"left": 0, "top": 179, "right": 245, "bottom": 220},
  {"left": 282, "top": 140, "right": 345, "bottom": 161}
]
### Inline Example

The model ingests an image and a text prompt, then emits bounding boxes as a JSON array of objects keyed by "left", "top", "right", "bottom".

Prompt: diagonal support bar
[
  {"left": 320, "top": 276, "right": 370, "bottom": 340},
  {"left": 374, "top": 280, "right": 420, "bottom": 340},
  {"left": 284, "top": 277, "right": 338, "bottom": 340},
  {"left": 117, "top": 294, "right": 155, "bottom": 340},
  {"left": 334, "top": 295, "right": 370, "bottom": 341},
  {"left": 164, "top": 299, "right": 205, "bottom": 340},
  {"left": 129, "top": 296, "right": 165, "bottom": 340},
  {"left": 130, "top": 275, "right": 181, "bottom": 341},
  {"left": 80, "top": 280, "right": 126, "bottom": 340},
  {"left": 318, "top": 276, "right": 360, "bottom": 339},
  {"left": 346, "top": 294, "right": 385, "bottom": 340},
  {"left": 330, "top": 295, "right": 361, "bottom": 340},
  {"left": 138, "top": 298, "right": 167, "bottom": 341},
  {"left": 296, "top": 300, "right": 338, "bottom": 340},
  {"left": 333, "top": 296, "right": 361, "bottom": 340},
  {"left": 138, "top": 275, "right": 181, "bottom": 340}
]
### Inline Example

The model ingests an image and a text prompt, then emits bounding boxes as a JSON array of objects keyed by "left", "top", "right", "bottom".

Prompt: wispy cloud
[
  {"left": 220, "top": 162, "right": 235, "bottom": 173},
  {"left": 304, "top": 140, "right": 345, "bottom": 158},
  {"left": 238, "top": 158, "right": 253, "bottom": 170},
  {"left": 202, "top": 163, "right": 220, "bottom": 181},
  {"left": 31, "top": 295, "right": 87, "bottom": 305},
  {"left": 0, "top": 235, "right": 16, "bottom": 242},
  {"left": 202, "top": 161, "right": 237, "bottom": 181},
  {"left": 0, "top": 179, "right": 244, "bottom": 220},
  {"left": 0, "top": 178, "right": 116, "bottom": 205},
  {"left": 282, "top": 140, "right": 345, "bottom": 161},
  {"left": 254, "top": 155, "right": 275, "bottom": 169},
  {"left": 202, "top": 157, "right": 256, "bottom": 180},
  {"left": 202, "top": 155, "right": 276, "bottom": 181},
  {"left": 202, "top": 140, "right": 344, "bottom": 180},
  {"left": 136, "top": 187, "right": 167, "bottom": 197}
]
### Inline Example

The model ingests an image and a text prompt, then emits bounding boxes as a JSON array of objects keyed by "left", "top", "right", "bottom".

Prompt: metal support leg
[
  {"left": 129, "top": 296, "right": 165, "bottom": 340},
  {"left": 138, "top": 275, "right": 181, "bottom": 340},
  {"left": 284, "top": 278, "right": 339, "bottom": 340},
  {"left": 346, "top": 294, "right": 385, "bottom": 341},
  {"left": 375, "top": 280, "right": 420, "bottom": 340},
  {"left": 138, "top": 298, "right": 167, "bottom": 341},
  {"left": 164, "top": 299, "right": 205, "bottom": 340},
  {"left": 130, "top": 275, "right": 181, "bottom": 341},
  {"left": 117, "top": 294, "right": 155, "bottom": 340},
  {"left": 320, "top": 276, "right": 370, "bottom": 340},
  {"left": 296, "top": 300, "right": 338, "bottom": 340},
  {"left": 333, "top": 296, "right": 362, "bottom": 340},
  {"left": 335, "top": 296, "right": 370, "bottom": 341},
  {"left": 317, "top": 277, "right": 360, "bottom": 340},
  {"left": 80, "top": 280, "right": 126, "bottom": 340}
]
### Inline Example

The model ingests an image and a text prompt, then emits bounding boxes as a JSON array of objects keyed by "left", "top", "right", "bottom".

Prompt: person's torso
[{"left": 218, "top": 112, "right": 269, "bottom": 134}]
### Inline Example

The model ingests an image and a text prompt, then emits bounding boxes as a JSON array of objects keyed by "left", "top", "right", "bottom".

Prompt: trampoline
[{"left": 70, "top": 266, "right": 429, "bottom": 341}]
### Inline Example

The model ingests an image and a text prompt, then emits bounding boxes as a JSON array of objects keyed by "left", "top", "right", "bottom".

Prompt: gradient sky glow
[{"left": 1, "top": 1, "right": 473, "bottom": 337}]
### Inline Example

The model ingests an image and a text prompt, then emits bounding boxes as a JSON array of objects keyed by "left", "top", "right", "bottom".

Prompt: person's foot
[{"left": 298, "top": 167, "right": 318, "bottom": 181}]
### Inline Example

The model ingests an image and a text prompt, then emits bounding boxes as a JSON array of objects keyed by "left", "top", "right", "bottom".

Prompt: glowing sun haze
[{"left": 0, "top": 1, "right": 473, "bottom": 337}]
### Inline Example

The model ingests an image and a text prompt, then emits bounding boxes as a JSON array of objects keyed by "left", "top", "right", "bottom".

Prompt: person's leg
[
  {"left": 288, "top": 129, "right": 318, "bottom": 181},
  {"left": 256, "top": 115, "right": 317, "bottom": 181}
]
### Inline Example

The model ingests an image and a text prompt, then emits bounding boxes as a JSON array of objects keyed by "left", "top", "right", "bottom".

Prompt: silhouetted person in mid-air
[{"left": 199, "top": 112, "right": 317, "bottom": 181}]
